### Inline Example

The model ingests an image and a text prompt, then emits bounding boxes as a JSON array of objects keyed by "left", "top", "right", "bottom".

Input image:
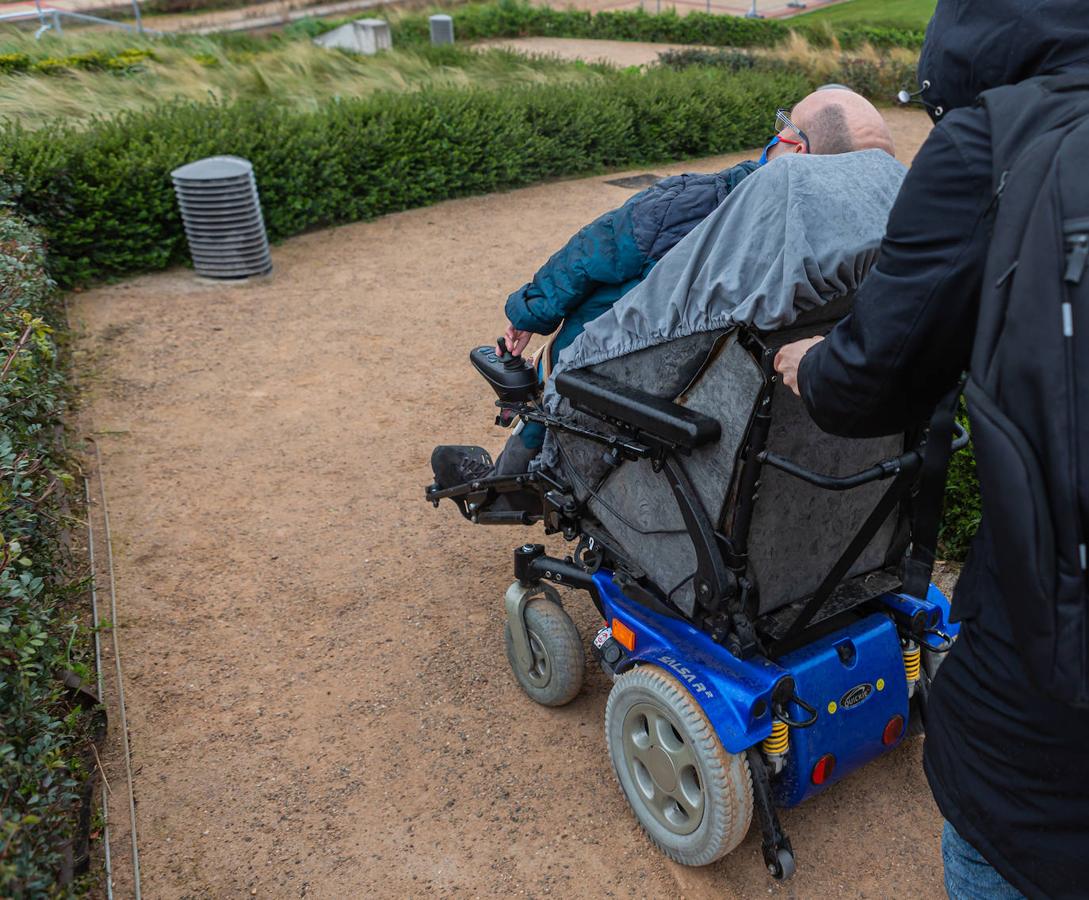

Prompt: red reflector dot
[
  {"left": 811, "top": 753, "right": 836, "bottom": 785},
  {"left": 883, "top": 714, "right": 905, "bottom": 746}
]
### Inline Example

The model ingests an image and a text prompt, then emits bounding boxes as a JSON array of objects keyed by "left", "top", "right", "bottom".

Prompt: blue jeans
[{"left": 942, "top": 821, "right": 1024, "bottom": 899}]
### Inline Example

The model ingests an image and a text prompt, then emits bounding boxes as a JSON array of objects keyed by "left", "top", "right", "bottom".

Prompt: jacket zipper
[
  {"left": 1064, "top": 221, "right": 1089, "bottom": 576},
  {"left": 1066, "top": 231, "right": 1089, "bottom": 286}
]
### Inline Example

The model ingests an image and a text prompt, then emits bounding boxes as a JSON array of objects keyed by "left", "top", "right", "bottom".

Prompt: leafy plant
[
  {"left": 0, "top": 212, "right": 92, "bottom": 896},
  {"left": 0, "top": 52, "right": 32, "bottom": 74},
  {"left": 940, "top": 408, "right": 981, "bottom": 560}
]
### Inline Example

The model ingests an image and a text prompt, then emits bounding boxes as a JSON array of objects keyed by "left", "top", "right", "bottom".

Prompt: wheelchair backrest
[
  {"left": 554, "top": 293, "right": 907, "bottom": 620},
  {"left": 731, "top": 334, "right": 905, "bottom": 616}
]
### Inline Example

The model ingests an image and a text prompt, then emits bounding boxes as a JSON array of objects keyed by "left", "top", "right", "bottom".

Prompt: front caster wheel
[
  {"left": 504, "top": 597, "right": 584, "bottom": 706},
  {"left": 606, "top": 665, "right": 753, "bottom": 866},
  {"left": 770, "top": 847, "right": 796, "bottom": 881}
]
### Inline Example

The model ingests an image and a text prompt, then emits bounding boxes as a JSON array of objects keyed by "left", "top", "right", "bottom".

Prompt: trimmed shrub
[
  {"left": 394, "top": 5, "right": 791, "bottom": 47},
  {"left": 374, "top": 2, "right": 925, "bottom": 51},
  {"left": 1, "top": 66, "right": 810, "bottom": 286},
  {"left": 658, "top": 47, "right": 915, "bottom": 99},
  {"left": 0, "top": 213, "right": 92, "bottom": 896},
  {"left": 658, "top": 47, "right": 760, "bottom": 72}
]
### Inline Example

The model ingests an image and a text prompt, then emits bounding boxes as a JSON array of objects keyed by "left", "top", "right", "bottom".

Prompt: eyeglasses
[{"left": 775, "top": 108, "right": 810, "bottom": 153}]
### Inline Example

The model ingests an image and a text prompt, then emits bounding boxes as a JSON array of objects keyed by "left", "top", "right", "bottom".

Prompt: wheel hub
[
  {"left": 643, "top": 745, "right": 678, "bottom": 793},
  {"left": 622, "top": 702, "right": 704, "bottom": 836}
]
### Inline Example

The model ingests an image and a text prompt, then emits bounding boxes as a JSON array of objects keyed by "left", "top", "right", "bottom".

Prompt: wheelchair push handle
[{"left": 756, "top": 422, "right": 968, "bottom": 492}]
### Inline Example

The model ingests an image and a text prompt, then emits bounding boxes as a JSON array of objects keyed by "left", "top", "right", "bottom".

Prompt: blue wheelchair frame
[{"left": 597, "top": 573, "right": 958, "bottom": 808}]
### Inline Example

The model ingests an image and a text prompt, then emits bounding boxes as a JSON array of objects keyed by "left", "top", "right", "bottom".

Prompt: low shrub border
[
  {"left": 375, "top": 2, "right": 927, "bottom": 51},
  {"left": 657, "top": 46, "right": 916, "bottom": 100},
  {"left": 1, "top": 66, "right": 810, "bottom": 286},
  {"left": 0, "top": 213, "right": 95, "bottom": 896}
]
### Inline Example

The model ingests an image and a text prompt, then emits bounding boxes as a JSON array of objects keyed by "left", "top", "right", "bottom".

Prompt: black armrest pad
[{"left": 554, "top": 369, "right": 720, "bottom": 451}]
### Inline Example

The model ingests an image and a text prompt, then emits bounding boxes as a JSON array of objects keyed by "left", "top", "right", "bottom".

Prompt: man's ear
[{"left": 791, "top": 142, "right": 807, "bottom": 155}]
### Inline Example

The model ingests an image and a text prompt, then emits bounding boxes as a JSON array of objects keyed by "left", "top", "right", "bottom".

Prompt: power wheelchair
[{"left": 426, "top": 300, "right": 965, "bottom": 880}]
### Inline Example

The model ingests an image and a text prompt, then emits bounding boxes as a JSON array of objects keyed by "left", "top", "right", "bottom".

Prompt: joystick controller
[{"left": 470, "top": 337, "right": 539, "bottom": 402}]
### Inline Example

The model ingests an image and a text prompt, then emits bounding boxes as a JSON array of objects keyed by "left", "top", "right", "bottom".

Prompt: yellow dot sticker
[
  {"left": 827, "top": 701, "right": 838, "bottom": 715},
  {"left": 876, "top": 678, "right": 886, "bottom": 691}
]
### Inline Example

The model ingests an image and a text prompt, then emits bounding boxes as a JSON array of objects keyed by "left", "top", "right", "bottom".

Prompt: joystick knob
[{"left": 497, "top": 336, "right": 527, "bottom": 369}]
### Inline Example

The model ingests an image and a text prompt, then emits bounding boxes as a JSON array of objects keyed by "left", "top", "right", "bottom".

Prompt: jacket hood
[{"left": 918, "top": 0, "right": 1089, "bottom": 122}]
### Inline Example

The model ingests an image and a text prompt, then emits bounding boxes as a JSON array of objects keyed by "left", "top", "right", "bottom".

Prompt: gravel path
[{"left": 76, "top": 110, "right": 946, "bottom": 898}]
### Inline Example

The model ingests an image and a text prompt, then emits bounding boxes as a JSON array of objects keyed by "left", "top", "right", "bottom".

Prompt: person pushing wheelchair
[{"left": 775, "top": 1, "right": 1089, "bottom": 896}]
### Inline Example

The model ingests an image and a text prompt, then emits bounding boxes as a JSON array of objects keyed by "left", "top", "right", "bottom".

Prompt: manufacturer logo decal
[
  {"left": 658, "top": 655, "right": 716, "bottom": 700},
  {"left": 839, "top": 683, "right": 874, "bottom": 710}
]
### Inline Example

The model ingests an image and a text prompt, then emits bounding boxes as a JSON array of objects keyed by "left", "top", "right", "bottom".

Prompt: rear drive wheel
[
  {"left": 504, "top": 597, "right": 584, "bottom": 706},
  {"left": 606, "top": 665, "right": 753, "bottom": 866}
]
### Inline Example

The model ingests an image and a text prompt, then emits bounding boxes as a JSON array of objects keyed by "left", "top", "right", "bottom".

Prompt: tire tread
[{"left": 605, "top": 665, "right": 753, "bottom": 866}]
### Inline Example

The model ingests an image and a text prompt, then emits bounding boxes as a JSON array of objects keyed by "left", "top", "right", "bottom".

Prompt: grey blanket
[
  {"left": 535, "top": 149, "right": 908, "bottom": 616},
  {"left": 550, "top": 148, "right": 907, "bottom": 380}
]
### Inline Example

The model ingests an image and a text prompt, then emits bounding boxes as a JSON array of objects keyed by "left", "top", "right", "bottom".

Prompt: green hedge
[
  {"left": 0, "top": 213, "right": 94, "bottom": 895},
  {"left": 375, "top": 2, "right": 926, "bottom": 50},
  {"left": 941, "top": 409, "right": 981, "bottom": 561},
  {"left": 1, "top": 66, "right": 809, "bottom": 286},
  {"left": 658, "top": 46, "right": 916, "bottom": 99}
]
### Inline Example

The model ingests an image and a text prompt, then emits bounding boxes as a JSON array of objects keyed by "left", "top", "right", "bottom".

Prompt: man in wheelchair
[
  {"left": 428, "top": 131, "right": 909, "bottom": 541},
  {"left": 430, "top": 86, "right": 896, "bottom": 493}
]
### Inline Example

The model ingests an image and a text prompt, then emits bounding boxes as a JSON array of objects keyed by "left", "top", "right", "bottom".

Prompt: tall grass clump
[{"left": 0, "top": 27, "right": 607, "bottom": 127}]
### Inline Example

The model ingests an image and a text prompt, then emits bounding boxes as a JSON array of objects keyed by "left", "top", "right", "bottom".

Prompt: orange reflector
[
  {"left": 611, "top": 618, "right": 636, "bottom": 652},
  {"left": 811, "top": 753, "right": 836, "bottom": 786},
  {"left": 882, "top": 714, "right": 905, "bottom": 746}
]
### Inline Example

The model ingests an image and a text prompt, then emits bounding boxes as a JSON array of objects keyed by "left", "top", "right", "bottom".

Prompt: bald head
[{"left": 781, "top": 88, "right": 896, "bottom": 158}]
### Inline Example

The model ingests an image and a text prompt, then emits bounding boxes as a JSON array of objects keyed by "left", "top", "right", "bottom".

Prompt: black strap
[
  {"left": 901, "top": 383, "right": 964, "bottom": 599},
  {"left": 783, "top": 474, "right": 909, "bottom": 642}
]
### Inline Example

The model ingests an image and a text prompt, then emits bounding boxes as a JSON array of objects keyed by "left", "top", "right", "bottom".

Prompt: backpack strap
[{"left": 900, "top": 383, "right": 964, "bottom": 600}]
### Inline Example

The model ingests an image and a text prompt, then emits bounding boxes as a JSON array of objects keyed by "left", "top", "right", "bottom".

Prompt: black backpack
[{"left": 967, "top": 74, "right": 1089, "bottom": 708}]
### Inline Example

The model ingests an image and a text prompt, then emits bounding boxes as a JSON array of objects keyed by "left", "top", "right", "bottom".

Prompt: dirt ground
[{"left": 76, "top": 105, "right": 939, "bottom": 899}]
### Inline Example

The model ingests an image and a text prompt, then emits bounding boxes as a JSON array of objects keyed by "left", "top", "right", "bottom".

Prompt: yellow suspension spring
[
  {"left": 762, "top": 720, "right": 789, "bottom": 755},
  {"left": 903, "top": 641, "right": 921, "bottom": 683}
]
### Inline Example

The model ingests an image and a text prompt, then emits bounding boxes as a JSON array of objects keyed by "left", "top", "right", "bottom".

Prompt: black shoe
[{"left": 431, "top": 445, "right": 494, "bottom": 489}]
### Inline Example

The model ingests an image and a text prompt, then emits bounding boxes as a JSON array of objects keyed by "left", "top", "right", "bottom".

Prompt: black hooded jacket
[{"left": 799, "top": 2, "right": 1089, "bottom": 897}]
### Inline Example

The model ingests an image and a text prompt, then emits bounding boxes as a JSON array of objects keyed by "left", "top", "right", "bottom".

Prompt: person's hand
[
  {"left": 774, "top": 336, "right": 824, "bottom": 397},
  {"left": 500, "top": 323, "right": 532, "bottom": 358}
]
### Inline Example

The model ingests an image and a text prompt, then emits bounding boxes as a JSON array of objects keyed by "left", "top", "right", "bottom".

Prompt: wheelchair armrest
[{"left": 554, "top": 369, "right": 720, "bottom": 451}]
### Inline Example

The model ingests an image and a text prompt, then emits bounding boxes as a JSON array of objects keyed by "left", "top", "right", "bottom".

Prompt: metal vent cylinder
[
  {"left": 429, "top": 14, "right": 454, "bottom": 45},
  {"left": 171, "top": 155, "right": 272, "bottom": 279}
]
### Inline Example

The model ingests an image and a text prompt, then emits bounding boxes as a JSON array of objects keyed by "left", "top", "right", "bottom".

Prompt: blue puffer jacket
[{"left": 504, "top": 160, "right": 760, "bottom": 365}]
